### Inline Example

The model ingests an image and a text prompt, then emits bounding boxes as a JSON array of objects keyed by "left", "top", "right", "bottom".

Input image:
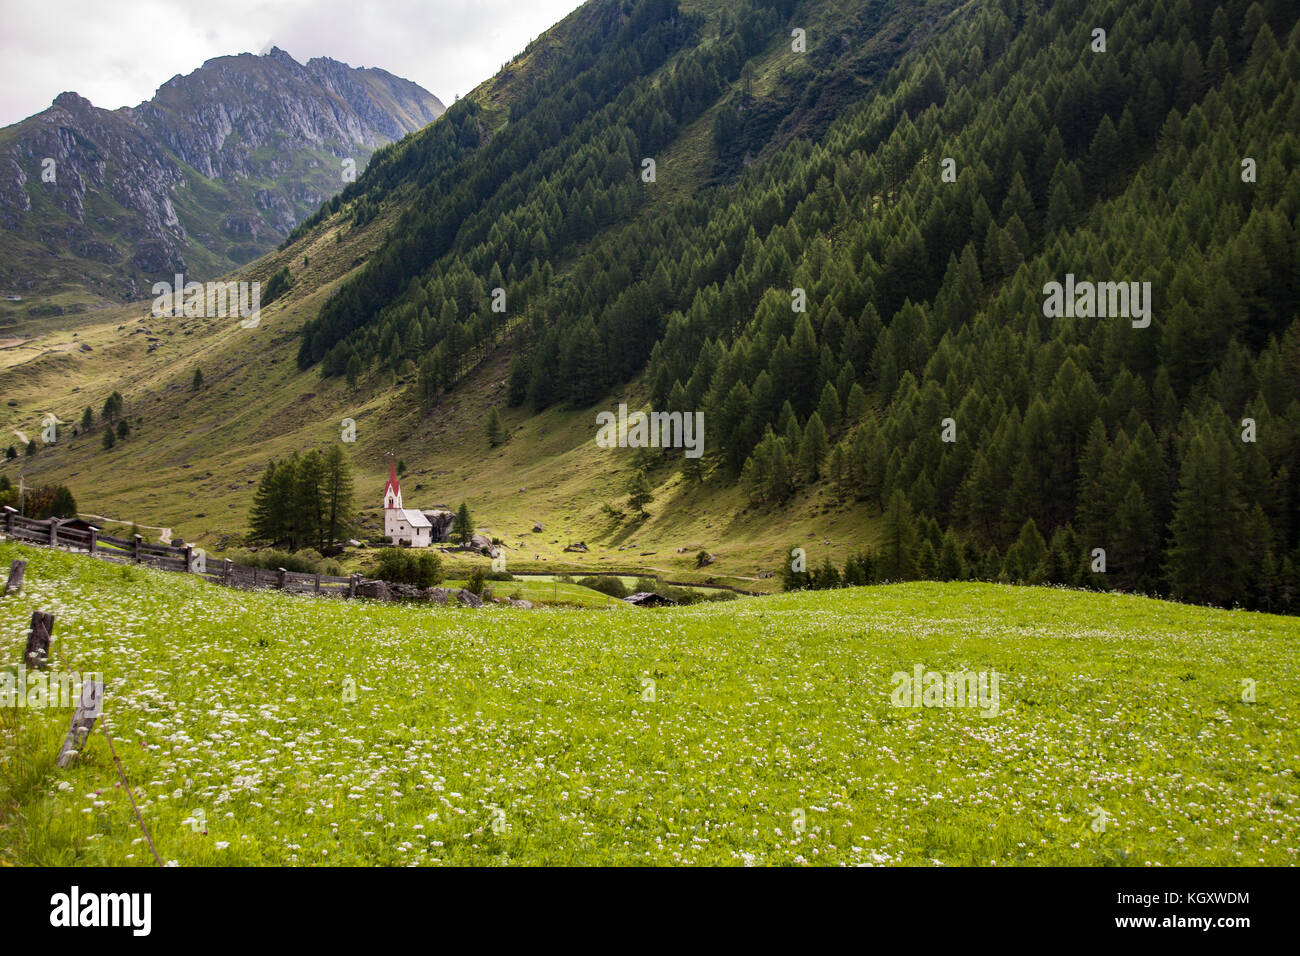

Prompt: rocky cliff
[{"left": 0, "top": 47, "right": 444, "bottom": 304}]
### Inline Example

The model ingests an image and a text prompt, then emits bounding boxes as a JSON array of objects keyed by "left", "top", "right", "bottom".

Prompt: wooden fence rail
[{"left": 1, "top": 506, "right": 364, "bottom": 601}]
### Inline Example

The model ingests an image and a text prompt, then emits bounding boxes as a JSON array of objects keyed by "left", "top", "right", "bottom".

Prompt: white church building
[{"left": 383, "top": 460, "right": 434, "bottom": 547}]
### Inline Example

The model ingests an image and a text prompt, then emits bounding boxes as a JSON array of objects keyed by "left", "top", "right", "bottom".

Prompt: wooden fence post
[
  {"left": 25, "top": 610, "right": 54, "bottom": 670},
  {"left": 56, "top": 678, "right": 103, "bottom": 769},
  {"left": 314, "top": 573, "right": 321, "bottom": 595},
  {"left": 348, "top": 573, "right": 358, "bottom": 599},
  {"left": 4, "top": 559, "right": 26, "bottom": 596},
  {"left": 133, "top": 534, "right": 143, "bottom": 563},
  {"left": 277, "top": 567, "right": 287, "bottom": 590},
  {"left": 223, "top": 558, "right": 232, "bottom": 586},
  {"left": 88, "top": 527, "right": 98, "bottom": 555},
  {"left": 48, "top": 519, "right": 58, "bottom": 547},
  {"left": 3, "top": 505, "right": 14, "bottom": 536},
  {"left": 184, "top": 544, "right": 194, "bottom": 574}
]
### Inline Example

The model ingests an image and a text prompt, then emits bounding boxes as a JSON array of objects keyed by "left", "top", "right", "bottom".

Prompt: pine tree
[
  {"left": 80, "top": 407, "right": 94, "bottom": 431},
  {"left": 321, "top": 444, "right": 355, "bottom": 551},
  {"left": 294, "top": 451, "right": 327, "bottom": 552},
  {"left": 249, "top": 459, "right": 291, "bottom": 548},
  {"left": 453, "top": 502, "right": 474, "bottom": 545},
  {"left": 879, "top": 489, "right": 919, "bottom": 581},
  {"left": 1004, "top": 518, "right": 1048, "bottom": 583},
  {"left": 1166, "top": 427, "right": 1248, "bottom": 606},
  {"left": 845, "top": 383, "right": 870, "bottom": 424},
  {"left": 799, "top": 412, "right": 829, "bottom": 482},
  {"left": 486, "top": 407, "right": 506, "bottom": 447},
  {"left": 101, "top": 427, "right": 115, "bottom": 451},
  {"left": 817, "top": 383, "right": 842, "bottom": 435},
  {"left": 626, "top": 469, "right": 654, "bottom": 517},
  {"left": 192, "top": 368, "right": 203, "bottom": 390},
  {"left": 102, "top": 391, "right": 123, "bottom": 423},
  {"left": 937, "top": 530, "right": 965, "bottom": 580}
]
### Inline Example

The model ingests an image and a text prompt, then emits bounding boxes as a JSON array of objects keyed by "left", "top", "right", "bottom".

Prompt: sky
[{"left": 0, "top": 0, "right": 587, "bottom": 127}]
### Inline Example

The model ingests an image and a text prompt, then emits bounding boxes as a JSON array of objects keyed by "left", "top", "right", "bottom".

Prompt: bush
[
  {"left": 24, "top": 484, "right": 78, "bottom": 520},
  {"left": 372, "top": 548, "right": 444, "bottom": 587},
  {"left": 485, "top": 570, "right": 514, "bottom": 581},
  {"left": 578, "top": 575, "right": 628, "bottom": 599},
  {"left": 465, "top": 566, "right": 487, "bottom": 595},
  {"left": 229, "top": 548, "right": 342, "bottom": 575}
]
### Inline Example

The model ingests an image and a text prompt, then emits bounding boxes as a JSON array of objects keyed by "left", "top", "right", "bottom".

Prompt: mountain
[
  {"left": 2, "top": 0, "right": 1299, "bottom": 615},
  {"left": 0, "top": 47, "right": 444, "bottom": 306}
]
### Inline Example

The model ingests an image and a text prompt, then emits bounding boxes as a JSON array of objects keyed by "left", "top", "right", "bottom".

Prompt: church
[{"left": 383, "top": 460, "right": 453, "bottom": 546}]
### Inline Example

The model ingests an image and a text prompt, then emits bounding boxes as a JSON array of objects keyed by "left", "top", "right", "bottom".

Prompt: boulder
[
  {"left": 423, "top": 587, "right": 451, "bottom": 604},
  {"left": 469, "top": 532, "right": 494, "bottom": 554},
  {"left": 509, "top": 599, "right": 534, "bottom": 609},
  {"left": 456, "top": 589, "right": 484, "bottom": 608},
  {"left": 357, "top": 579, "right": 392, "bottom": 601},
  {"left": 347, "top": 538, "right": 363, "bottom": 548},
  {"left": 533, "top": 523, "right": 543, "bottom": 533},
  {"left": 563, "top": 542, "right": 588, "bottom": 553}
]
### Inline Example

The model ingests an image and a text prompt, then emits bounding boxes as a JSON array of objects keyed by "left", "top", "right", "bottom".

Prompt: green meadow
[{"left": 2, "top": 541, "right": 1297, "bottom": 866}]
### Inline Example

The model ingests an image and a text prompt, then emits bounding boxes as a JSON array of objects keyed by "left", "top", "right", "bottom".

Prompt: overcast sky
[{"left": 0, "top": 0, "right": 587, "bottom": 127}]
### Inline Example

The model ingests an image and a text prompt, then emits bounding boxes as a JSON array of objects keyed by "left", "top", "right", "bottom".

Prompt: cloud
[{"left": 0, "top": 0, "right": 585, "bottom": 126}]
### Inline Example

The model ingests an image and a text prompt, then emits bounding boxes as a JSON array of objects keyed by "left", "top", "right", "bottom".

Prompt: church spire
[{"left": 383, "top": 455, "right": 402, "bottom": 510}]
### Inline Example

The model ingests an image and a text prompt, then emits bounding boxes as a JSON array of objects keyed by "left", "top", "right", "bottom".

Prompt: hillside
[
  {"left": 2, "top": 541, "right": 1297, "bottom": 865},
  {"left": 1, "top": 0, "right": 1298, "bottom": 610},
  {"left": 0, "top": 47, "right": 444, "bottom": 308}
]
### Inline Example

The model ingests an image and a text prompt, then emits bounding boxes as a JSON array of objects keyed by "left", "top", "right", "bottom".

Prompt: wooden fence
[{"left": 2, "top": 506, "right": 362, "bottom": 599}]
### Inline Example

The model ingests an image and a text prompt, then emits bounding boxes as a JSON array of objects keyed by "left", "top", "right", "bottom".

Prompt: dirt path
[{"left": 79, "top": 513, "right": 173, "bottom": 544}]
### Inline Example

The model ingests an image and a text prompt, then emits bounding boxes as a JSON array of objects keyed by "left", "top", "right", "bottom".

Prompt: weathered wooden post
[
  {"left": 252, "top": 567, "right": 259, "bottom": 588},
  {"left": 55, "top": 681, "right": 103, "bottom": 770},
  {"left": 3, "top": 504, "right": 14, "bottom": 536},
  {"left": 348, "top": 573, "right": 358, "bottom": 599},
  {"left": 25, "top": 610, "right": 54, "bottom": 670},
  {"left": 184, "top": 544, "right": 194, "bottom": 574},
  {"left": 314, "top": 573, "right": 321, "bottom": 595},
  {"left": 48, "top": 518, "right": 58, "bottom": 547},
  {"left": 56, "top": 678, "right": 103, "bottom": 768},
  {"left": 4, "top": 559, "right": 26, "bottom": 596},
  {"left": 277, "top": 567, "right": 287, "bottom": 590},
  {"left": 88, "top": 526, "right": 98, "bottom": 555},
  {"left": 223, "top": 558, "right": 232, "bottom": 586},
  {"left": 133, "top": 533, "right": 143, "bottom": 563}
]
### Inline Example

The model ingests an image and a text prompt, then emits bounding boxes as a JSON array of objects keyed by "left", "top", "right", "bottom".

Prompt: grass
[
  {"left": 2, "top": 540, "right": 1297, "bottom": 866},
  {"left": 440, "top": 577, "right": 630, "bottom": 609}
]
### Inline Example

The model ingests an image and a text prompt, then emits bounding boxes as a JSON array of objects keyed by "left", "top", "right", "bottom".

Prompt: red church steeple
[{"left": 383, "top": 457, "right": 403, "bottom": 510}]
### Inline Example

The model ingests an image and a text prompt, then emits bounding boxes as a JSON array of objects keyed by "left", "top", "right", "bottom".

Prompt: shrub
[
  {"left": 229, "top": 548, "right": 342, "bottom": 575},
  {"left": 578, "top": 575, "right": 628, "bottom": 599},
  {"left": 372, "top": 548, "right": 443, "bottom": 587},
  {"left": 465, "top": 566, "right": 487, "bottom": 595}
]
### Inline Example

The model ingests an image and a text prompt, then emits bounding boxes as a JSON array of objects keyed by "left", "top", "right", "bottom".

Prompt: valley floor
[{"left": 1, "top": 542, "right": 1297, "bottom": 866}]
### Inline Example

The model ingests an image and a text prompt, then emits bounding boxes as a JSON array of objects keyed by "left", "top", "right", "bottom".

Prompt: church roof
[{"left": 401, "top": 509, "right": 432, "bottom": 528}]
